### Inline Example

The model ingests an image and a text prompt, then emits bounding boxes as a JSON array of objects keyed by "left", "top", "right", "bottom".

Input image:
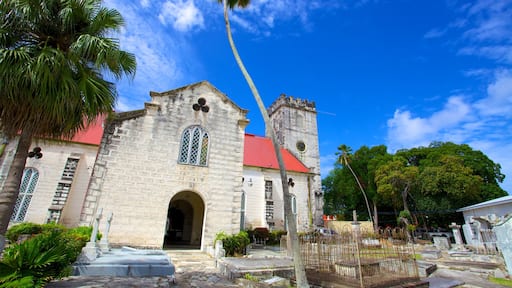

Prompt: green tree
[
  {"left": 397, "top": 142, "right": 506, "bottom": 201},
  {"left": 374, "top": 156, "right": 419, "bottom": 213},
  {"left": 418, "top": 155, "right": 482, "bottom": 211},
  {"left": 216, "top": 0, "right": 308, "bottom": 286},
  {"left": 336, "top": 145, "right": 374, "bottom": 229},
  {"left": 322, "top": 167, "right": 353, "bottom": 217},
  {"left": 0, "top": 0, "right": 136, "bottom": 251}
]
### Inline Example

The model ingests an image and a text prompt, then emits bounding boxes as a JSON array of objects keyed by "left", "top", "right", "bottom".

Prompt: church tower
[{"left": 267, "top": 94, "right": 323, "bottom": 226}]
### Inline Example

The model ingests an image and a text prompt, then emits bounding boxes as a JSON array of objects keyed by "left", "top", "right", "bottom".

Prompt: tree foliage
[
  {"left": 323, "top": 142, "right": 507, "bottom": 228},
  {"left": 0, "top": 0, "right": 136, "bottom": 251}
]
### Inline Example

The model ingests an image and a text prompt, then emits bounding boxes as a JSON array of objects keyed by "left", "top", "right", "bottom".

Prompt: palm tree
[
  {"left": 336, "top": 145, "right": 375, "bottom": 230},
  {"left": 216, "top": 0, "right": 309, "bottom": 286},
  {"left": 0, "top": 0, "right": 136, "bottom": 252}
]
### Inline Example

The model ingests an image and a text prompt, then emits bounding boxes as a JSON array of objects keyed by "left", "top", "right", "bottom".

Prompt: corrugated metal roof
[
  {"left": 68, "top": 116, "right": 105, "bottom": 145},
  {"left": 243, "top": 133, "right": 310, "bottom": 173},
  {"left": 456, "top": 195, "right": 512, "bottom": 212}
]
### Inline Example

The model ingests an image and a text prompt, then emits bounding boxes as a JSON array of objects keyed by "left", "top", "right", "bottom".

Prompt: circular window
[{"left": 296, "top": 141, "right": 306, "bottom": 152}]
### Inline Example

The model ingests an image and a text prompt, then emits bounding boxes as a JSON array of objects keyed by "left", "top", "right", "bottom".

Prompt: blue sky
[{"left": 104, "top": 0, "right": 512, "bottom": 193}]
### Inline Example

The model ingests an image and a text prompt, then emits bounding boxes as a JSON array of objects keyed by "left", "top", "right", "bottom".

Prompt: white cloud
[
  {"left": 158, "top": 0, "right": 204, "bottom": 32},
  {"left": 424, "top": 28, "right": 447, "bottom": 39},
  {"left": 103, "top": 0, "right": 198, "bottom": 111},
  {"left": 140, "top": 0, "right": 151, "bottom": 8},
  {"left": 386, "top": 96, "right": 471, "bottom": 150},
  {"left": 475, "top": 70, "right": 512, "bottom": 117},
  {"left": 386, "top": 70, "right": 512, "bottom": 192}
]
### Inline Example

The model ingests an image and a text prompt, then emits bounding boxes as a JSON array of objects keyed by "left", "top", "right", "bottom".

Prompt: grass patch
[{"left": 490, "top": 277, "right": 512, "bottom": 287}]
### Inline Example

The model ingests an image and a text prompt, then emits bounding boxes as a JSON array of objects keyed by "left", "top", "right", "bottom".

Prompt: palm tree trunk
[
  {"left": 0, "top": 128, "right": 32, "bottom": 252},
  {"left": 373, "top": 201, "right": 379, "bottom": 231},
  {"left": 344, "top": 155, "right": 374, "bottom": 230},
  {"left": 222, "top": 1, "right": 309, "bottom": 286}
]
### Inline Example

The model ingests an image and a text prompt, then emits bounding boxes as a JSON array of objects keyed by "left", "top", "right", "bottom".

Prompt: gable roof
[
  {"left": 69, "top": 117, "right": 104, "bottom": 145},
  {"left": 244, "top": 133, "right": 310, "bottom": 173},
  {"left": 149, "top": 80, "right": 249, "bottom": 116},
  {"left": 457, "top": 195, "right": 512, "bottom": 212}
]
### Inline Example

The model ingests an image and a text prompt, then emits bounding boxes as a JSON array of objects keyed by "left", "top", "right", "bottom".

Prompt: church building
[{"left": 0, "top": 81, "right": 322, "bottom": 250}]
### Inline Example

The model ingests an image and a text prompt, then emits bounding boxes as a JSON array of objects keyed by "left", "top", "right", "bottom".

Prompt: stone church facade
[{"left": 1, "top": 81, "right": 322, "bottom": 250}]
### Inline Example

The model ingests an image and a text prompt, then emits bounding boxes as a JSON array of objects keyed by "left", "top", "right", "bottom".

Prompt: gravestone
[
  {"left": 493, "top": 215, "right": 512, "bottom": 275},
  {"left": 80, "top": 208, "right": 103, "bottom": 262},
  {"left": 433, "top": 236, "right": 450, "bottom": 250},
  {"left": 99, "top": 212, "right": 113, "bottom": 252}
]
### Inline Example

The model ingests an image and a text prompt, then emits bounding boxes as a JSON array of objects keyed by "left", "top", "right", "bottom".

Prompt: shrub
[
  {"left": 214, "top": 231, "right": 250, "bottom": 256},
  {"left": 5, "top": 222, "right": 43, "bottom": 243},
  {"left": 1, "top": 224, "right": 94, "bottom": 287},
  {"left": 268, "top": 230, "right": 287, "bottom": 245},
  {"left": 0, "top": 231, "right": 68, "bottom": 287}
]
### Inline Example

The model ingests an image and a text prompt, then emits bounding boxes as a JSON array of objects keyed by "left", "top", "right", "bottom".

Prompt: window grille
[
  {"left": 61, "top": 158, "right": 79, "bottom": 180},
  {"left": 265, "top": 180, "right": 273, "bottom": 200},
  {"left": 178, "top": 126, "right": 209, "bottom": 166},
  {"left": 47, "top": 157, "right": 79, "bottom": 223},
  {"left": 52, "top": 183, "right": 71, "bottom": 205},
  {"left": 11, "top": 168, "right": 39, "bottom": 222},
  {"left": 266, "top": 200, "right": 274, "bottom": 220},
  {"left": 47, "top": 210, "right": 61, "bottom": 223}
]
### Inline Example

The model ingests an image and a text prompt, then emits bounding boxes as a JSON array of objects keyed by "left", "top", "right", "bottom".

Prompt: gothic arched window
[
  {"left": 178, "top": 126, "right": 209, "bottom": 166},
  {"left": 11, "top": 167, "right": 39, "bottom": 222}
]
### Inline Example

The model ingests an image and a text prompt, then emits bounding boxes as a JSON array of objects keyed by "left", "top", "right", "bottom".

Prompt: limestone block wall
[
  {"left": 267, "top": 95, "right": 323, "bottom": 226},
  {"left": 81, "top": 82, "right": 248, "bottom": 249}
]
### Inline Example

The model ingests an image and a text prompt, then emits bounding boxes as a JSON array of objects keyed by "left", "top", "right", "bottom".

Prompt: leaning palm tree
[
  {"left": 337, "top": 145, "right": 374, "bottom": 230},
  {"left": 0, "top": 0, "right": 136, "bottom": 252},
  {"left": 216, "top": 0, "right": 309, "bottom": 286}
]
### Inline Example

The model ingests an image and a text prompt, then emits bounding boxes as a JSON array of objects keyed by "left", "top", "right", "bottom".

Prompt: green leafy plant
[
  {"left": 5, "top": 222, "right": 43, "bottom": 243},
  {"left": 0, "top": 224, "right": 94, "bottom": 286},
  {"left": 214, "top": 231, "right": 250, "bottom": 256},
  {"left": 244, "top": 273, "right": 258, "bottom": 281},
  {"left": 268, "top": 230, "right": 287, "bottom": 246},
  {"left": 0, "top": 231, "right": 68, "bottom": 287}
]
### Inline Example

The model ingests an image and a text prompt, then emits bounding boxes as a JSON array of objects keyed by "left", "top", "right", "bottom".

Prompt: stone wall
[{"left": 81, "top": 82, "right": 249, "bottom": 249}]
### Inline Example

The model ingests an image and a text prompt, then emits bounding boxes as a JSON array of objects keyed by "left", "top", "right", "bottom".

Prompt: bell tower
[{"left": 267, "top": 94, "right": 323, "bottom": 226}]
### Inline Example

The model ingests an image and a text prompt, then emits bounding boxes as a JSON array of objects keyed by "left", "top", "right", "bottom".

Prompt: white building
[
  {"left": 457, "top": 195, "right": 512, "bottom": 247},
  {"left": 1, "top": 81, "right": 323, "bottom": 250}
]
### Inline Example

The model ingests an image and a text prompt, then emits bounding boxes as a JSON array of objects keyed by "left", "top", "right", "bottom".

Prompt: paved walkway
[
  {"left": 47, "top": 248, "right": 285, "bottom": 287},
  {"left": 46, "top": 247, "right": 510, "bottom": 288},
  {"left": 48, "top": 249, "right": 236, "bottom": 287}
]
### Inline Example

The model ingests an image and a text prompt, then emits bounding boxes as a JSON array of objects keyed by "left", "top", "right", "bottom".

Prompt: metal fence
[{"left": 299, "top": 227, "right": 420, "bottom": 288}]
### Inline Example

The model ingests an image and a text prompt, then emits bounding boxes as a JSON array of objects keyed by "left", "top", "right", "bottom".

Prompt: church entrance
[{"left": 164, "top": 191, "right": 204, "bottom": 249}]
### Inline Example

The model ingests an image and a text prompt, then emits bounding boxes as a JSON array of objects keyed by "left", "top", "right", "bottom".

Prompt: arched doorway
[{"left": 164, "top": 191, "right": 204, "bottom": 248}]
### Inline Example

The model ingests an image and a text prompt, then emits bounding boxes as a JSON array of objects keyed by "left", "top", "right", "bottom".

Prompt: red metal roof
[
  {"left": 243, "top": 133, "right": 310, "bottom": 173},
  {"left": 68, "top": 116, "right": 105, "bottom": 145}
]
